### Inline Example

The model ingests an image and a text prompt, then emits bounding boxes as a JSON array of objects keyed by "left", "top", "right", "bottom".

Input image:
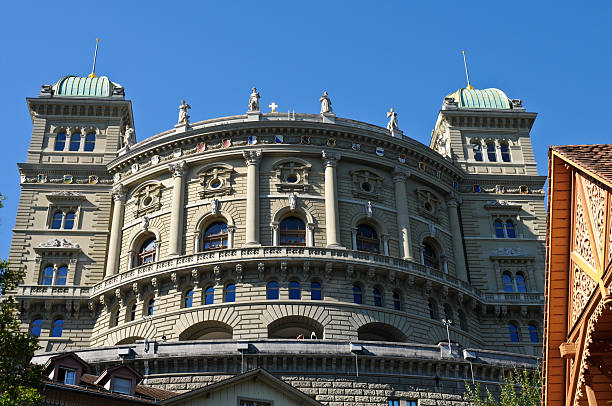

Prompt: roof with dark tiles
[{"left": 551, "top": 144, "right": 612, "bottom": 188}]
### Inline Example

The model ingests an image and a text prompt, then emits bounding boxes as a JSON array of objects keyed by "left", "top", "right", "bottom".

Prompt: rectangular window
[
  {"left": 238, "top": 399, "right": 271, "bottom": 406},
  {"left": 388, "top": 400, "right": 400, "bottom": 406},
  {"left": 407, "top": 401, "right": 418, "bottom": 406},
  {"left": 113, "top": 377, "right": 132, "bottom": 395},
  {"left": 57, "top": 367, "right": 76, "bottom": 385}
]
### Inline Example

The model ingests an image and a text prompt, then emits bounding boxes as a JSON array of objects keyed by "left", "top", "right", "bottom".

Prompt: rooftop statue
[
  {"left": 178, "top": 100, "right": 191, "bottom": 125},
  {"left": 124, "top": 127, "right": 136, "bottom": 147},
  {"left": 386, "top": 108, "right": 399, "bottom": 136},
  {"left": 248, "top": 87, "right": 260, "bottom": 111},
  {"left": 320, "top": 91, "right": 332, "bottom": 114}
]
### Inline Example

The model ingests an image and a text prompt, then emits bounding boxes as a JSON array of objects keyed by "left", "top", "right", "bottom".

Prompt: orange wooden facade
[{"left": 544, "top": 146, "right": 612, "bottom": 405}]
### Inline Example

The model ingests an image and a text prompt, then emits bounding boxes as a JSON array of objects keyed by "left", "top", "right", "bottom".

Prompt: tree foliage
[
  {"left": 0, "top": 261, "right": 44, "bottom": 405},
  {"left": 464, "top": 367, "right": 542, "bottom": 406}
]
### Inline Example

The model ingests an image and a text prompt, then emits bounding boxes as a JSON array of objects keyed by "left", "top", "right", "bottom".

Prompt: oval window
[
  {"left": 286, "top": 174, "right": 298, "bottom": 183},
  {"left": 210, "top": 179, "right": 222, "bottom": 189}
]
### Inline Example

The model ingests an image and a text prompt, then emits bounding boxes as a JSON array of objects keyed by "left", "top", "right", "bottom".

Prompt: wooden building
[{"left": 544, "top": 145, "right": 612, "bottom": 405}]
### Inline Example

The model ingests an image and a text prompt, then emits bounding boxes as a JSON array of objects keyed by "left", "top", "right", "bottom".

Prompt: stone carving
[
  {"left": 169, "top": 160, "right": 187, "bottom": 178},
  {"left": 248, "top": 87, "right": 260, "bottom": 111},
  {"left": 303, "top": 261, "right": 310, "bottom": 277},
  {"left": 490, "top": 247, "right": 529, "bottom": 257},
  {"left": 214, "top": 266, "right": 221, "bottom": 284},
  {"left": 416, "top": 188, "right": 440, "bottom": 220},
  {"left": 124, "top": 127, "right": 136, "bottom": 147},
  {"left": 111, "top": 184, "right": 127, "bottom": 202},
  {"left": 258, "top": 262, "right": 265, "bottom": 280},
  {"left": 134, "top": 183, "right": 163, "bottom": 217},
  {"left": 320, "top": 91, "right": 332, "bottom": 114},
  {"left": 350, "top": 169, "right": 383, "bottom": 201},
  {"left": 325, "top": 263, "right": 333, "bottom": 280},
  {"left": 178, "top": 100, "right": 191, "bottom": 125},
  {"left": 346, "top": 264, "right": 354, "bottom": 280},
  {"left": 386, "top": 108, "right": 399, "bottom": 136},
  {"left": 288, "top": 192, "right": 297, "bottom": 210},
  {"left": 210, "top": 198, "right": 220, "bottom": 215},
  {"left": 367, "top": 267, "right": 375, "bottom": 281},
  {"left": 235, "top": 264, "right": 243, "bottom": 283},
  {"left": 141, "top": 215, "right": 150, "bottom": 231},
  {"left": 274, "top": 161, "right": 311, "bottom": 192},
  {"left": 199, "top": 166, "right": 233, "bottom": 198},
  {"left": 48, "top": 191, "right": 85, "bottom": 198},
  {"left": 366, "top": 201, "right": 373, "bottom": 218},
  {"left": 38, "top": 238, "right": 80, "bottom": 249},
  {"left": 191, "top": 269, "right": 200, "bottom": 287},
  {"left": 243, "top": 149, "right": 262, "bottom": 166},
  {"left": 436, "top": 134, "right": 448, "bottom": 157}
]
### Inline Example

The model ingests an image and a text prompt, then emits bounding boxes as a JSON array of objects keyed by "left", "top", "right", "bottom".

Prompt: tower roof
[
  {"left": 52, "top": 75, "right": 119, "bottom": 97},
  {"left": 445, "top": 87, "right": 511, "bottom": 109}
]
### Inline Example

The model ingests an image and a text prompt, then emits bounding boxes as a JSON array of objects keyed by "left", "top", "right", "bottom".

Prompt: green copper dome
[
  {"left": 53, "top": 75, "right": 114, "bottom": 97},
  {"left": 446, "top": 87, "right": 511, "bottom": 109}
]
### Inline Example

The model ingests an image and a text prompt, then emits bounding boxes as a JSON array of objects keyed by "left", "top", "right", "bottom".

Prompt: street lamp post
[{"left": 441, "top": 318, "right": 452, "bottom": 355}]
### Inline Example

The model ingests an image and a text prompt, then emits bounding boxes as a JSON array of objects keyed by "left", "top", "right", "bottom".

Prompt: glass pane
[
  {"left": 311, "top": 282, "right": 322, "bottom": 300},
  {"left": 508, "top": 324, "right": 519, "bottom": 342},
  {"left": 56, "top": 266, "right": 68, "bottom": 286},
  {"left": 473, "top": 143, "right": 482, "bottom": 161},
  {"left": 503, "top": 273, "right": 514, "bottom": 292},
  {"left": 51, "top": 212, "right": 63, "bottom": 229},
  {"left": 84, "top": 133, "right": 95, "bottom": 152},
  {"left": 185, "top": 290, "right": 193, "bottom": 308},
  {"left": 148, "top": 299, "right": 154, "bottom": 316},
  {"left": 529, "top": 325, "right": 539, "bottom": 342},
  {"left": 225, "top": 284, "right": 235, "bottom": 302},
  {"left": 353, "top": 285, "right": 362, "bottom": 304},
  {"left": 506, "top": 221, "right": 516, "bottom": 238},
  {"left": 516, "top": 274, "right": 526, "bottom": 292},
  {"left": 393, "top": 292, "right": 401, "bottom": 310},
  {"left": 373, "top": 289, "right": 382, "bottom": 307},
  {"left": 487, "top": 142, "right": 497, "bottom": 161},
  {"left": 280, "top": 217, "right": 305, "bottom": 230},
  {"left": 64, "top": 369, "right": 76, "bottom": 385},
  {"left": 55, "top": 133, "right": 66, "bottom": 151},
  {"left": 289, "top": 281, "right": 301, "bottom": 300},
  {"left": 113, "top": 377, "right": 132, "bottom": 394},
  {"left": 30, "top": 319, "right": 42, "bottom": 337},
  {"left": 267, "top": 281, "right": 279, "bottom": 300},
  {"left": 64, "top": 212, "right": 75, "bottom": 230},
  {"left": 42, "top": 266, "right": 54, "bottom": 285},
  {"left": 69, "top": 133, "right": 81, "bottom": 151},
  {"left": 130, "top": 305, "right": 136, "bottom": 321},
  {"left": 51, "top": 319, "right": 64, "bottom": 337},
  {"left": 495, "top": 220, "right": 505, "bottom": 238},
  {"left": 205, "top": 286, "right": 215, "bottom": 305}
]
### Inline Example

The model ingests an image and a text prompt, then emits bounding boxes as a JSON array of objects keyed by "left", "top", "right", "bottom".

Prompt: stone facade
[{"left": 13, "top": 78, "right": 545, "bottom": 405}]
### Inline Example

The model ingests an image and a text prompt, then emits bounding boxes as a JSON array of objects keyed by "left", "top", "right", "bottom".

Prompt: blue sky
[{"left": 0, "top": 1, "right": 610, "bottom": 258}]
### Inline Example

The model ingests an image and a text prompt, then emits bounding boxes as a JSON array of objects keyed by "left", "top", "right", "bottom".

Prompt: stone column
[
  {"left": 168, "top": 160, "right": 187, "bottom": 257},
  {"left": 105, "top": 184, "right": 127, "bottom": 277},
  {"left": 322, "top": 151, "right": 343, "bottom": 248},
  {"left": 243, "top": 150, "right": 262, "bottom": 246},
  {"left": 392, "top": 170, "right": 414, "bottom": 260},
  {"left": 446, "top": 193, "right": 468, "bottom": 282}
]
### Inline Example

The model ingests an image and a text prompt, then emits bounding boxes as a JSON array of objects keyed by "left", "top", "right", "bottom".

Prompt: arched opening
[
  {"left": 528, "top": 323, "right": 539, "bottom": 343},
  {"left": 138, "top": 237, "right": 156, "bottom": 266},
  {"left": 69, "top": 132, "right": 81, "bottom": 151},
  {"left": 51, "top": 212, "right": 63, "bottom": 229},
  {"left": 184, "top": 289, "right": 194, "bottom": 308},
  {"left": 458, "top": 310, "right": 468, "bottom": 331},
  {"left": 54, "top": 132, "right": 66, "bottom": 151},
  {"left": 51, "top": 318, "right": 64, "bottom": 337},
  {"left": 508, "top": 323, "right": 520, "bottom": 342},
  {"left": 42, "top": 265, "right": 54, "bottom": 285},
  {"left": 503, "top": 272, "right": 514, "bottom": 292},
  {"left": 428, "top": 299, "right": 439, "bottom": 320},
  {"left": 110, "top": 307, "right": 120, "bottom": 328},
  {"left": 353, "top": 284, "right": 363, "bottom": 304},
  {"left": 486, "top": 141, "right": 497, "bottom": 162},
  {"left": 179, "top": 321, "right": 233, "bottom": 340},
  {"left": 500, "top": 141, "right": 511, "bottom": 162},
  {"left": 201, "top": 222, "right": 228, "bottom": 251},
  {"left": 422, "top": 241, "right": 440, "bottom": 270},
  {"left": 267, "top": 281, "right": 279, "bottom": 300},
  {"left": 472, "top": 140, "right": 483, "bottom": 161},
  {"left": 84, "top": 132, "right": 96, "bottom": 152},
  {"left": 373, "top": 287, "right": 383, "bottom": 307},
  {"left": 279, "top": 217, "right": 306, "bottom": 246},
  {"left": 145, "top": 297, "right": 154, "bottom": 316},
  {"left": 224, "top": 283, "right": 236, "bottom": 302},
  {"left": 204, "top": 285, "right": 215, "bottom": 305},
  {"left": 30, "top": 318, "right": 42, "bottom": 337},
  {"left": 357, "top": 322, "right": 406, "bottom": 343},
  {"left": 310, "top": 281, "right": 322, "bottom": 300},
  {"left": 268, "top": 316, "right": 324, "bottom": 339},
  {"left": 516, "top": 273, "right": 527, "bottom": 292},
  {"left": 494, "top": 219, "right": 505, "bottom": 238},
  {"left": 55, "top": 265, "right": 68, "bottom": 286},
  {"left": 505, "top": 220, "right": 517, "bottom": 238},
  {"left": 356, "top": 224, "right": 379, "bottom": 253},
  {"left": 116, "top": 336, "right": 144, "bottom": 345},
  {"left": 443, "top": 303, "right": 454, "bottom": 323},
  {"left": 392, "top": 291, "right": 402, "bottom": 311},
  {"left": 64, "top": 212, "right": 75, "bottom": 230},
  {"left": 126, "top": 302, "right": 136, "bottom": 322},
  {"left": 288, "top": 280, "right": 301, "bottom": 300}
]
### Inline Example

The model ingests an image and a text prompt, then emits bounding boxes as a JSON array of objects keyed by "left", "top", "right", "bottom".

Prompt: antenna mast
[
  {"left": 462, "top": 50, "right": 474, "bottom": 90},
  {"left": 88, "top": 38, "right": 100, "bottom": 78}
]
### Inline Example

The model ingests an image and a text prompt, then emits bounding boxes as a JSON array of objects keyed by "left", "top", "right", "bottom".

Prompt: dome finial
[
  {"left": 462, "top": 50, "right": 474, "bottom": 90},
  {"left": 87, "top": 38, "right": 100, "bottom": 79}
]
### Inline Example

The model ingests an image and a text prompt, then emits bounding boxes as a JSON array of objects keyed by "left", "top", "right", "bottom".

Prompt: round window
[
  {"left": 142, "top": 196, "right": 153, "bottom": 207},
  {"left": 286, "top": 174, "right": 298, "bottom": 183},
  {"left": 361, "top": 182, "right": 372, "bottom": 192},
  {"left": 210, "top": 179, "right": 222, "bottom": 189}
]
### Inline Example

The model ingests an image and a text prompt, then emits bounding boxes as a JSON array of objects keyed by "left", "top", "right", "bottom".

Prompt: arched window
[
  {"left": 201, "top": 222, "right": 228, "bottom": 251},
  {"left": 472, "top": 141, "right": 483, "bottom": 161},
  {"left": 204, "top": 285, "right": 215, "bottom": 305},
  {"left": 51, "top": 212, "right": 63, "bottom": 229},
  {"left": 353, "top": 284, "right": 363, "bottom": 304},
  {"left": 110, "top": 308, "right": 120, "bottom": 327},
  {"left": 54, "top": 132, "right": 67, "bottom": 151},
  {"left": 84, "top": 132, "right": 96, "bottom": 152},
  {"left": 503, "top": 273, "right": 514, "bottom": 292},
  {"left": 428, "top": 299, "right": 439, "bottom": 320},
  {"left": 422, "top": 242, "right": 439, "bottom": 269},
  {"left": 279, "top": 217, "right": 306, "bottom": 246},
  {"left": 288, "top": 280, "right": 301, "bottom": 300},
  {"left": 267, "top": 281, "right": 279, "bottom": 300},
  {"left": 64, "top": 212, "right": 75, "bottom": 230},
  {"left": 69, "top": 132, "right": 81, "bottom": 151},
  {"left": 128, "top": 303, "right": 136, "bottom": 322},
  {"left": 508, "top": 323, "right": 519, "bottom": 342},
  {"left": 458, "top": 310, "right": 468, "bottom": 331},
  {"left": 373, "top": 288, "right": 383, "bottom": 307},
  {"left": 516, "top": 273, "right": 527, "bottom": 293},
  {"left": 443, "top": 303, "right": 454, "bottom": 323},
  {"left": 51, "top": 318, "right": 64, "bottom": 337},
  {"left": 311, "top": 281, "right": 322, "bottom": 300},
  {"left": 30, "top": 318, "right": 42, "bottom": 337},
  {"left": 393, "top": 291, "right": 401, "bottom": 311},
  {"left": 138, "top": 238, "right": 156, "bottom": 266},
  {"left": 146, "top": 298, "right": 154, "bottom": 316},
  {"left": 356, "top": 224, "right": 379, "bottom": 253},
  {"left": 528, "top": 324, "right": 539, "bottom": 343},
  {"left": 224, "top": 284, "right": 236, "bottom": 303},
  {"left": 505, "top": 220, "right": 516, "bottom": 238},
  {"left": 494, "top": 219, "right": 505, "bottom": 238},
  {"left": 55, "top": 266, "right": 68, "bottom": 286},
  {"left": 42, "top": 265, "right": 54, "bottom": 285},
  {"left": 486, "top": 141, "right": 497, "bottom": 162},
  {"left": 500, "top": 141, "right": 511, "bottom": 162},
  {"left": 184, "top": 289, "right": 194, "bottom": 308}
]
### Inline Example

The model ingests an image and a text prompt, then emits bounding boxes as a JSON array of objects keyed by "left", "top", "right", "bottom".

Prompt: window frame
[
  {"left": 502, "top": 272, "right": 514, "bottom": 293},
  {"left": 355, "top": 223, "right": 380, "bottom": 253},
  {"left": 392, "top": 291, "right": 401, "bottom": 311},
  {"left": 311, "top": 281, "right": 322, "bottom": 300},
  {"left": 57, "top": 367, "right": 77, "bottom": 385},
  {"left": 486, "top": 140, "right": 497, "bottom": 162},
  {"left": 508, "top": 323, "right": 520, "bottom": 342},
  {"left": 279, "top": 217, "right": 306, "bottom": 246},
  {"left": 184, "top": 289, "right": 194, "bottom": 308},
  {"left": 201, "top": 222, "right": 229, "bottom": 251},
  {"left": 146, "top": 298, "right": 155, "bottom": 316},
  {"left": 205, "top": 285, "right": 215, "bottom": 305},
  {"left": 69, "top": 132, "right": 81, "bottom": 151},
  {"left": 373, "top": 287, "right": 383, "bottom": 307},
  {"left": 51, "top": 318, "right": 64, "bottom": 337},
  {"left": 500, "top": 141, "right": 511, "bottom": 162},
  {"left": 472, "top": 141, "right": 483, "bottom": 161},
  {"left": 84, "top": 132, "right": 96, "bottom": 152},
  {"left": 528, "top": 323, "right": 539, "bottom": 343},
  {"left": 63, "top": 211, "right": 76, "bottom": 230},
  {"left": 422, "top": 241, "right": 440, "bottom": 270},
  {"left": 288, "top": 280, "right": 301, "bottom": 300},
  {"left": 138, "top": 238, "right": 157, "bottom": 266},
  {"left": 267, "top": 281, "right": 279, "bottom": 300},
  {"left": 30, "top": 318, "right": 42, "bottom": 337},
  {"left": 353, "top": 284, "right": 363, "bottom": 304},
  {"left": 112, "top": 377, "right": 132, "bottom": 395},
  {"left": 54, "top": 132, "right": 67, "bottom": 151},
  {"left": 224, "top": 283, "right": 236, "bottom": 303}
]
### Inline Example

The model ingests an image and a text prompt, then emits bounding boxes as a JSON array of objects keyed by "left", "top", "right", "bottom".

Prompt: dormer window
[
  {"left": 58, "top": 367, "right": 77, "bottom": 385},
  {"left": 112, "top": 377, "right": 132, "bottom": 395}
]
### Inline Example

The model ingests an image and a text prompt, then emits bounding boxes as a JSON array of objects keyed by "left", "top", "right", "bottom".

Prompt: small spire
[
  {"left": 462, "top": 50, "right": 474, "bottom": 90},
  {"left": 88, "top": 38, "right": 100, "bottom": 78}
]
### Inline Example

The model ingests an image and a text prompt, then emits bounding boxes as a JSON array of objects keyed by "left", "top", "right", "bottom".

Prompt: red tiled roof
[
  {"left": 135, "top": 385, "right": 177, "bottom": 401},
  {"left": 551, "top": 144, "right": 612, "bottom": 187}
]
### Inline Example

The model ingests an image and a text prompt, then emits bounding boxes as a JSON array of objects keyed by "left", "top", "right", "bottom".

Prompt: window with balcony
[
  {"left": 63, "top": 212, "right": 75, "bottom": 230},
  {"left": 138, "top": 238, "right": 156, "bottom": 266},
  {"left": 51, "top": 212, "right": 63, "bottom": 229},
  {"left": 41, "top": 264, "right": 68, "bottom": 286},
  {"left": 516, "top": 273, "right": 527, "bottom": 292},
  {"left": 503, "top": 272, "right": 514, "bottom": 292},
  {"left": 201, "top": 222, "right": 228, "bottom": 251},
  {"left": 356, "top": 224, "right": 379, "bottom": 253},
  {"left": 279, "top": 217, "right": 306, "bottom": 246},
  {"left": 422, "top": 242, "right": 439, "bottom": 270}
]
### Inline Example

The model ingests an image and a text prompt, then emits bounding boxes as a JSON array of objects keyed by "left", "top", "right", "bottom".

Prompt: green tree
[
  {"left": 0, "top": 192, "right": 44, "bottom": 406},
  {"left": 464, "top": 367, "right": 542, "bottom": 406}
]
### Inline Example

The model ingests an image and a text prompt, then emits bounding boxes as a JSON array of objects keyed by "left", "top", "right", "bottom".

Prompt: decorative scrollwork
[
  {"left": 571, "top": 263, "right": 597, "bottom": 326},
  {"left": 574, "top": 187, "right": 595, "bottom": 267},
  {"left": 581, "top": 174, "right": 606, "bottom": 252}
]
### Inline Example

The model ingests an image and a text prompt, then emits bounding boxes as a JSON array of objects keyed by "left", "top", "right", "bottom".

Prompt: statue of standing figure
[
  {"left": 320, "top": 91, "right": 332, "bottom": 114},
  {"left": 386, "top": 108, "right": 399, "bottom": 136},
  {"left": 178, "top": 100, "right": 191, "bottom": 125},
  {"left": 248, "top": 87, "right": 260, "bottom": 111},
  {"left": 124, "top": 127, "right": 136, "bottom": 147}
]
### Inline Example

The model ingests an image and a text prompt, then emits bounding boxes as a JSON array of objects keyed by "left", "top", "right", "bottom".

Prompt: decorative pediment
[
  {"left": 489, "top": 247, "right": 532, "bottom": 261},
  {"left": 133, "top": 182, "right": 163, "bottom": 217},
  {"left": 34, "top": 238, "right": 81, "bottom": 255},
  {"left": 198, "top": 165, "right": 233, "bottom": 198},
  {"left": 273, "top": 160, "right": 311, "bottom": 192},
  {"left": 350, "top": 169, "right": 383, "bottom": 201},
  {"left": 46, "top": 191, "right": 86, "bottom": 202},
  {"left": 415, "top": 188, "right": 441, "bottom": 220},
  {"left": 484, "top": 200, "right": 522, "bottom": 212}
]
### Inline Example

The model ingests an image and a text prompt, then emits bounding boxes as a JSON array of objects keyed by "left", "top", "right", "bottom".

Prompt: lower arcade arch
[
  {"left": 357, "top": 322, "right": 407, "bottom": 343},
  {"left": 267, "top": 316, "right": 324, "bottom": 339},
  {"left": 179, "top": 321, "right": 233, "bottom": 340}
]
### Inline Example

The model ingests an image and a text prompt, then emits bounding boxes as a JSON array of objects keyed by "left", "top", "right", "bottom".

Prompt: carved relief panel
[
  {"left": 198, "top": 166, "right": 233, "bottom": 198},
  {"left": 273, "top": 160, "right": 311, "bottom": 192},
  {"left": 133, "top": 183, "right": 163, "bottom": 217},
  {"left": 415, "top": 188, "right": 441, "bottom": 221},
  {"left": 350, "top": 170, "right": 383, "bottom": 201}
]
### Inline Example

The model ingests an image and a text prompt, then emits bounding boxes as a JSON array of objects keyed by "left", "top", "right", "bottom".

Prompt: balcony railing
[{"left": 18, "top": 285, "right": 91, "bottom": 298}]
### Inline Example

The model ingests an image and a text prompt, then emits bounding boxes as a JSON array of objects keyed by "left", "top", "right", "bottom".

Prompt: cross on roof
[{"left": 269, "top": 102, "right": 278, "bottom": 113}]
